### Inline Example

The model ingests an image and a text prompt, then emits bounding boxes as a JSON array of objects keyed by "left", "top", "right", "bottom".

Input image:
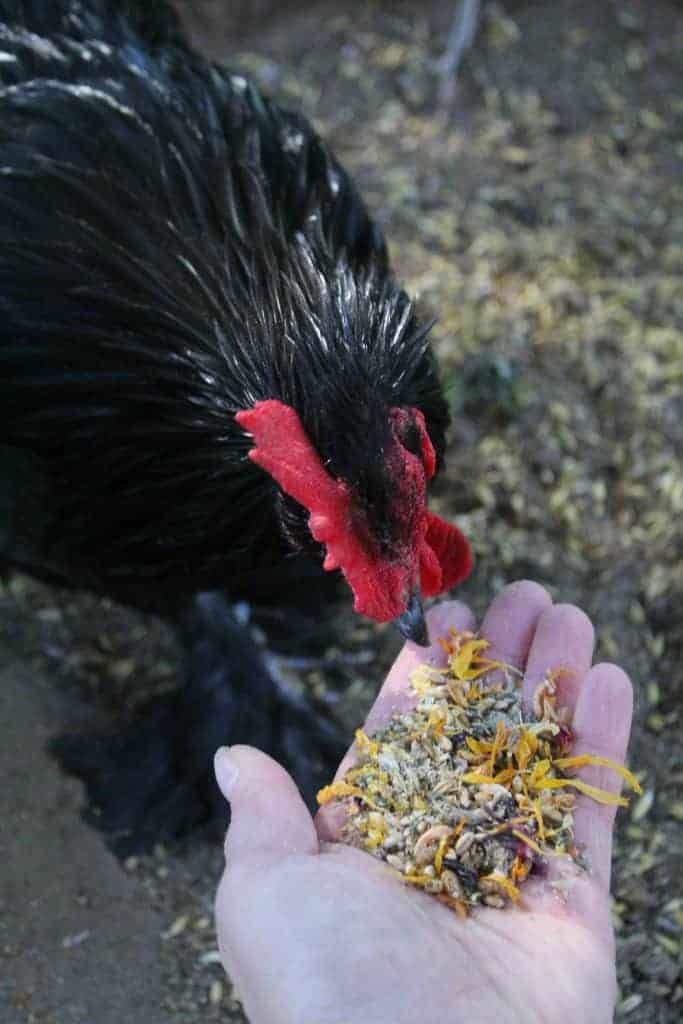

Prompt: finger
[
  {"left": 567, "top": 664, "right": 635, "bottom": 889},
  {"left": 215, "top": 745, "right": 319, "bottom": 869},
  {"left": 478, "top": 579, "right": 553, "bottom": 671},
  {"left": 522, "top": 603, "right": 595, "bottom": 717},
  {"left": 316, "top": 600, "right": 475, "bottom": 840}
]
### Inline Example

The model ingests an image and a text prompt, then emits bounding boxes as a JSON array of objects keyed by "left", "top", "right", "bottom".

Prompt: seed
[
  {"left": 440, "top": 869, "right": 464, "bottom": 898},
  {"left": 542, "top": 805, "right": 564, "bottom": 824},
  {"left": 382, "top": 830, "right": 402, "bottom": 851},
  {"left": 469, "top": 808, "right": 488, "bottom": 824},
  {"left": 454, "top": 831, "right": 475, "bottom": 856},
  {"left": 433, "top": 777, "right": 458, "bottom": 795},
  {"left": 209, "top": 980, "right": 223, "bottom": 1006},
  {"left": 414, "top": 825, "right": 452, "bottom": 865},
  {"left": 424, "top": 879, "right": 444, "bottom": 894},
  {"left": 483, "top": 894, "right": 505, "bottom": 908}
]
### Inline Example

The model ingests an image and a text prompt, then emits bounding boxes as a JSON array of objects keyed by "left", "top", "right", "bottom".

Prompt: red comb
[{"left": 235, "top": 401, "right": 342, "bottom": 514}]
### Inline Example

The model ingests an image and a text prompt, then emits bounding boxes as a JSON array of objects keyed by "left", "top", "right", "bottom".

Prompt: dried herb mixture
[{"left": 318, "top": 629, "right": 641, "bottom": 915}]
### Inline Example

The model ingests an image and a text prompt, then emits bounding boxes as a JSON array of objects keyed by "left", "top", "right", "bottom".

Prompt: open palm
[{"left": 214, "top": 582, "right": 633, "bottom": 1024}]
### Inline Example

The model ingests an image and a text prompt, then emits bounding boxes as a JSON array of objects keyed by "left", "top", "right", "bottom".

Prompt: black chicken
[{"left": 0, "top": 0, "right": 473, "bottom": 853}]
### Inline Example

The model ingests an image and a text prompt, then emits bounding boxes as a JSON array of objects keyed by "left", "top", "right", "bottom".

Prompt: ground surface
[{"left": 1, "top": 1, "right": 682, "bottom": 1021}]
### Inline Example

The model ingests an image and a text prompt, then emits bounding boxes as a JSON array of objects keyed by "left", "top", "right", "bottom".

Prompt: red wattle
[
  {"left": 419, "top": 535, "right": 443, "bottom": 596},
  {"left": 423, "top": 512, "right": 473, "bottom": 592}
]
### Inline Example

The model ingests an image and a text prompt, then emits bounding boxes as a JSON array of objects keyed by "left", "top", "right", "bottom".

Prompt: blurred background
[{"left": 2, "top": 2, "right": 681, "bottom": 1021}]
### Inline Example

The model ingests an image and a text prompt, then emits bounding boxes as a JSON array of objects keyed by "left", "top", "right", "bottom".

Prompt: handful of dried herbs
[{"left": 317, "top": 629, "right": 640, "bottom": 915}]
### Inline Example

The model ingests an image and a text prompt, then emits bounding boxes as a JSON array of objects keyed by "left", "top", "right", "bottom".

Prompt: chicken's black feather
[{"left": 0, "top": 7, "right": 449, "bottom": 608}]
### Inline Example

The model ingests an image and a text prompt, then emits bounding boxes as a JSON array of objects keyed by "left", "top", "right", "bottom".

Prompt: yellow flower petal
[
  {"left": 532, "top": 798, "right": 546, "bottom": 842},
  {"left": 466, "top": 735, "right": 492, "bottom": 754},
  {"left": 552, "top": 754, "right": 643, "bottom": 794},
  {"left": 487, "top": 719, "right": 508, "bottom": 774},
  {"left": 461, "top": 771, "right": 501, "bottom": 785},
  {"left": 533, "top": 777, "right": 629, "bottom": 806},
  {"left": 451, "top": 638, "right": 489, "bottom": 675},
  {"left": 511, "top": 829, "right": 546, "bottom": 857},
  {"left": 480, "top": 872, "right": 521, "bottom": 903},
  {"left": 426, "top": 707, "right": 447, "bottom": 735},
  {"left": 354, "top": 728, "right": 379, "bottom": 759},
  {"left": 514, "top": 731, "right": 539, "bottom": 772},
  {"left": 527, "top": 758, "right": 551, "bottom": 787},
  {"left": 316, "top": 781, "right": 381, "bottom": 810},
  {"left": 434, "top": 832, "right": 452, "bottom": 875}
]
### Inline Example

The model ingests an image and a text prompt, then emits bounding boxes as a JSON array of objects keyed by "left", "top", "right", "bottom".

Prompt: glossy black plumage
[
  {"left": 0, "top": 0, "right": 452, "bottom": 850},
  {"left": 0, "top": 0, "right": 449, "bottom": 605}
]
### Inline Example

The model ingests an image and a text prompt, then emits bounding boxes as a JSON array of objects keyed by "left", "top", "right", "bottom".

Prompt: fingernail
[{"left": 214, "top": 746, "right": 239, "bottom": 797}]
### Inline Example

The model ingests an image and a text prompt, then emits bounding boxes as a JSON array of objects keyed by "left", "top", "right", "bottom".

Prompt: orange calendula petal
[
  {"left": 532, "top": 798, "right": 546, "bottom": 842},
  {"left": 552, "top": 754, "right": 642, "bottom": 794},
  {"left": 461, "top": 771, "right": 501, "bottom": 785},
  {"left": 511, "top": 829, "right": 546, "bottom": 857},
  {"left": 316, "top": 781, "right": 382, "bottom": 810},
  {"left": 466, "top": 735, "right": 492, "bottom": 754},
  {"left": 510, "top": 855, "right": 532, "bottom": 883},
  {"left": 487, "top": 720, "right": 509, "bottom": 774},
  {"left": 316, "top": 781, "right": 362, "bottom": 804},
  {"left": 403, "top": 874, "right": 437, "bottom": 886},
  {"left": 434, "top": 832, "right": 452, "bottom": 875},
  {"left": 451, "top": 638, "right": 489, "bottom": 679},
  {"left": 426, "top": 707, "right": 447, "bottom": 735},
  {"left": 527, "top": 758, "right": 552, "bottom": 787},
  {"left": 514, "top": 730, "right": 539, "bottom": 772},
  {"left": 354, "top": 728, "right": 379, "bottom": 759},
  {"left": 533, "top": 777, "right": 629, "bottom": 806},
  {"left": 480, "top": 872, "right": 521, "bottom": 903}
]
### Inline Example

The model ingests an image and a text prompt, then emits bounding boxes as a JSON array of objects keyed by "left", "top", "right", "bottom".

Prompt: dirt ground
[{"left": 1, "top": 1, "right": 682, "bottom": 1021}]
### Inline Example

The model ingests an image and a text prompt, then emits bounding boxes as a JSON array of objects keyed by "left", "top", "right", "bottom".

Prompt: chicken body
[{"left": 0, "top": 1, "right": 469, "bottom": 851}]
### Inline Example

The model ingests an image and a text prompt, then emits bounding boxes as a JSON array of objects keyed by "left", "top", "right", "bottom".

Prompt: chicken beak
[{"left": 395, "top": 589, "right": 430, "bottom": 647}]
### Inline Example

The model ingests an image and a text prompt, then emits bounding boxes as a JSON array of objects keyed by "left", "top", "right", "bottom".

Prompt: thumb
[{"left": 214, "top": 745, "right": 320, "bottom": 869}]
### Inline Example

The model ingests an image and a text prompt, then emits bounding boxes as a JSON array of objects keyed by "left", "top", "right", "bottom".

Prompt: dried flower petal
[
  {"left": 479, "top": 872, "right": 521, "bottom": 903},
  {"left": 552, "top": 754, "right": 642, "bottom": 794},
  {"left": 533, "top": 777, "right": 629, "bottom": 806}
]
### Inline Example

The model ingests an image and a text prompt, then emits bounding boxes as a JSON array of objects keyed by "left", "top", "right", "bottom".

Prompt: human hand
[{"left": 214, "top": 581, "right": 633, "bottom": 1024}]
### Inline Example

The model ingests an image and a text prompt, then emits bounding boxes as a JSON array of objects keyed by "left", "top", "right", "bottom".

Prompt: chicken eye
[{"left": 399, "top": 420, "right": 423, "bottom": 461}]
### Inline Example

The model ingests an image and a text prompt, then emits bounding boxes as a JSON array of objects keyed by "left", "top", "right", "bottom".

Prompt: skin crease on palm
[{"left": 213, "top": 581, "right": 634, "bottom": 1024}]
